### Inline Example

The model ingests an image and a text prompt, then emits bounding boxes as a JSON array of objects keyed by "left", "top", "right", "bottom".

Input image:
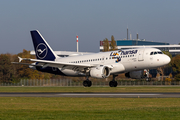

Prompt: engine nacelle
[
  {"left": 125, "top": 70, "right": 144, "bottom": 79},
  {"left": 90, "top": 66, "right": 110, "bottom": 79}
]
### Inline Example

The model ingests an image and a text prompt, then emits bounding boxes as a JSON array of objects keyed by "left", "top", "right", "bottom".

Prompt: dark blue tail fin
[{"left": 30, "top": 30, "right": 59, "bottom": 61}]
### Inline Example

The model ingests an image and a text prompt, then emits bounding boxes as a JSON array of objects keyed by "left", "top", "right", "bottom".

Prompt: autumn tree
[
  {"left": 110, "top": 35, "right": 117, "bottom": 51},
  {"left": 103, "top": 38, "right": 109, "bottom": 52},
  {"left": 171, "top": 54, "right": 180, "bottom": 81},
  {"left": 0, "top": 54, "right": 18, "bottom": 83}
]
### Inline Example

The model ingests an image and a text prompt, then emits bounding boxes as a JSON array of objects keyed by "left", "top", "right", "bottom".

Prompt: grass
[
  {"left": 0, "top": 97, "right": 180, "bottom": 120},
  {"left": 0, "top": 86, "right": 180, "bottom": 93},
  {"left": 0, "top": 87, "right": 180, "bottom": 119}
]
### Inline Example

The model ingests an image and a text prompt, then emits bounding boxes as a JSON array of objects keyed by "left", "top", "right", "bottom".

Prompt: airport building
[{"left": 100, "top": 39, "right": 180, "bottom": 57}]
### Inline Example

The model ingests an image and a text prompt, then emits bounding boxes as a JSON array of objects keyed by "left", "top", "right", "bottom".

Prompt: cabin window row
[{"left": 69, "top": 55, "right": 135, "bottom": 63}]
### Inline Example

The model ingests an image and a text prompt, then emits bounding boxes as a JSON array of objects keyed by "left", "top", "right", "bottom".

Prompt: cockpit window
[
  {"left": 158, "top": 52, "right": 163, "bottom": 54},
  {"left": 150, "top": 51, "right": 163, "bottom": 55}
]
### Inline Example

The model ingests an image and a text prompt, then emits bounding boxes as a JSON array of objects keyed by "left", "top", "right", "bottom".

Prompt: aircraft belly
[
  {"left": 123, "top": 61, "right": 145, "bottom": 72},
  {"left": 61, "top": 69, "right": 85, "bottom": 77}
]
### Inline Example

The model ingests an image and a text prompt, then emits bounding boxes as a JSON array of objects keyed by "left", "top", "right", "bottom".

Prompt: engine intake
[{"left": 90, "top": 66, "right": 110, "bottom": 79}]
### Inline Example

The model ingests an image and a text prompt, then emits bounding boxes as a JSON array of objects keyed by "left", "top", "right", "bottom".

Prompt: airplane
[{"left": 12, "top": 30, "right": 171, "bottom": 87}]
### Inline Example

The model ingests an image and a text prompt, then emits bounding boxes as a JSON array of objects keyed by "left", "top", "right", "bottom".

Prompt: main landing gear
[
  {"left": 109, "top": 75, "right": 118, "bottom": 87},
  {"left": 83, "top": 76, "right": 92, "bottom": 87},
  {"left": 83, "top": 75, "right": 118, "bottom": 87}
]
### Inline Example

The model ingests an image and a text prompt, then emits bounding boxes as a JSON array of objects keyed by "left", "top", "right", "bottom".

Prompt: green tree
[
  {"left": 0, "top": 54, "right": 16, "bottom": 83},
  {"left": 103, "top": 38, "right": 109, "bottom": 52},
  {"left": 110, "top": 35, "right": 117, "bottom": 51},
  {"left": 171, "top": 54, "right": 180, "bottom": 80}
]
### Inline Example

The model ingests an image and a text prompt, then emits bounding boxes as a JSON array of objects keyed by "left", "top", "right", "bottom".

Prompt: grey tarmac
[{"left": 0, "top": 92, "right": 180, "bottom": 98}]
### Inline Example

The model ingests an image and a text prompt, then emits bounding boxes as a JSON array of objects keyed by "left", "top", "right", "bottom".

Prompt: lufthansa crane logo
[{"left": 36, "top": 43, "right": 48, "bottom": 59}]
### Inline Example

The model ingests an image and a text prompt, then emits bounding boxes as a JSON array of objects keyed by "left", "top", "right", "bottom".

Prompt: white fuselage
[{"left": 53, "top": 48, "right": 170, "bottom": 76}]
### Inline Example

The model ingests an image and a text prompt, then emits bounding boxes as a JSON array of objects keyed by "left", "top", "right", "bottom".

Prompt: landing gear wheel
[
  {"left": 109, "top": 81, "right": 118, "bottom": 87},
  {"left": 83, "top": 80, "right": 92, "bottom": 87},
  {"left": 88, "top": 81, "right": 92, "bottom": 87},
  {"left": 83, "top": 81, "right": 88, "bottom": 87}
]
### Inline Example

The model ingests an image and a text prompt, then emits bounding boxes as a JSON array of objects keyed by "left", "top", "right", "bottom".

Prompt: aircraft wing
[
  {"left": 12, "top": 57, "right": 114, "bottom": 72},
  {"left": 12, "top": 57, "right": 97, "bottom": 72},
  {"left": 11, "top": 62, "right": 33, "bottom": 66}
]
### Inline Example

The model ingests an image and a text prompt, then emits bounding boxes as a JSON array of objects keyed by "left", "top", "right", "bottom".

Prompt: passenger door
[{"left": 138, "top": 49, "right": 144, "bottom": 61}]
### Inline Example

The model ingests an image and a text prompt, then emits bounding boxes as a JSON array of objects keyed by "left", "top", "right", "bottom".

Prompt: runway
[{"left": 0, "top": 92, "right": 180, "bottom": 98}]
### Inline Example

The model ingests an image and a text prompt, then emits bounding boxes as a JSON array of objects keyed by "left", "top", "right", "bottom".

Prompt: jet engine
[
  {"left": 125, "top": 70, "right": 145, "bottom": 79},
  {"left": 90, "top": 66, "right": 110, "bottom": 79}
]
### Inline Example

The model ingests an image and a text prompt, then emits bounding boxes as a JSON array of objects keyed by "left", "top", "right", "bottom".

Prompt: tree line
[
  {"left": 102, "top": 35, "right": 118, "bottom": 51},
  {"left": 0, "top": 49, "right": 65, "bottom": 83}
]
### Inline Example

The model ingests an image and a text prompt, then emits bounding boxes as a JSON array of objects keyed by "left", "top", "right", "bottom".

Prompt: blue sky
[{"left": 0, "top": 0, "right": 180, "bottom": 54}]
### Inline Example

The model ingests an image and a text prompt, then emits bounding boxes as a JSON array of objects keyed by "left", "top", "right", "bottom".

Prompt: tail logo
[{"left": 36, "top": 43, "right": 48, "bottom": 59}]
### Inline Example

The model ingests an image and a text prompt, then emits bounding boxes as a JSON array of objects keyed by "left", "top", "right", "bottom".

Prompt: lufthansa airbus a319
[{"left": 12, "top": 30, "right": 171, "bottom": 87}]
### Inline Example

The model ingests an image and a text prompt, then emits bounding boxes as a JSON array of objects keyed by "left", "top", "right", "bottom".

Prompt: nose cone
[{"left": 163, "top": 55, "right": 171, "bottom": 65}]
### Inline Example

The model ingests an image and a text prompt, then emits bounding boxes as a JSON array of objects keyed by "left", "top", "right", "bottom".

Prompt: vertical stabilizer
[{"left": 30, "top": 30, "right": 59, "bottom": 61}]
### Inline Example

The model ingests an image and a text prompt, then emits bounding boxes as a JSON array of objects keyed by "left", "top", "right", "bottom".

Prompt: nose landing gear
[{"left": 83, "top": 75, "right": 118, "bottom": 87}]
